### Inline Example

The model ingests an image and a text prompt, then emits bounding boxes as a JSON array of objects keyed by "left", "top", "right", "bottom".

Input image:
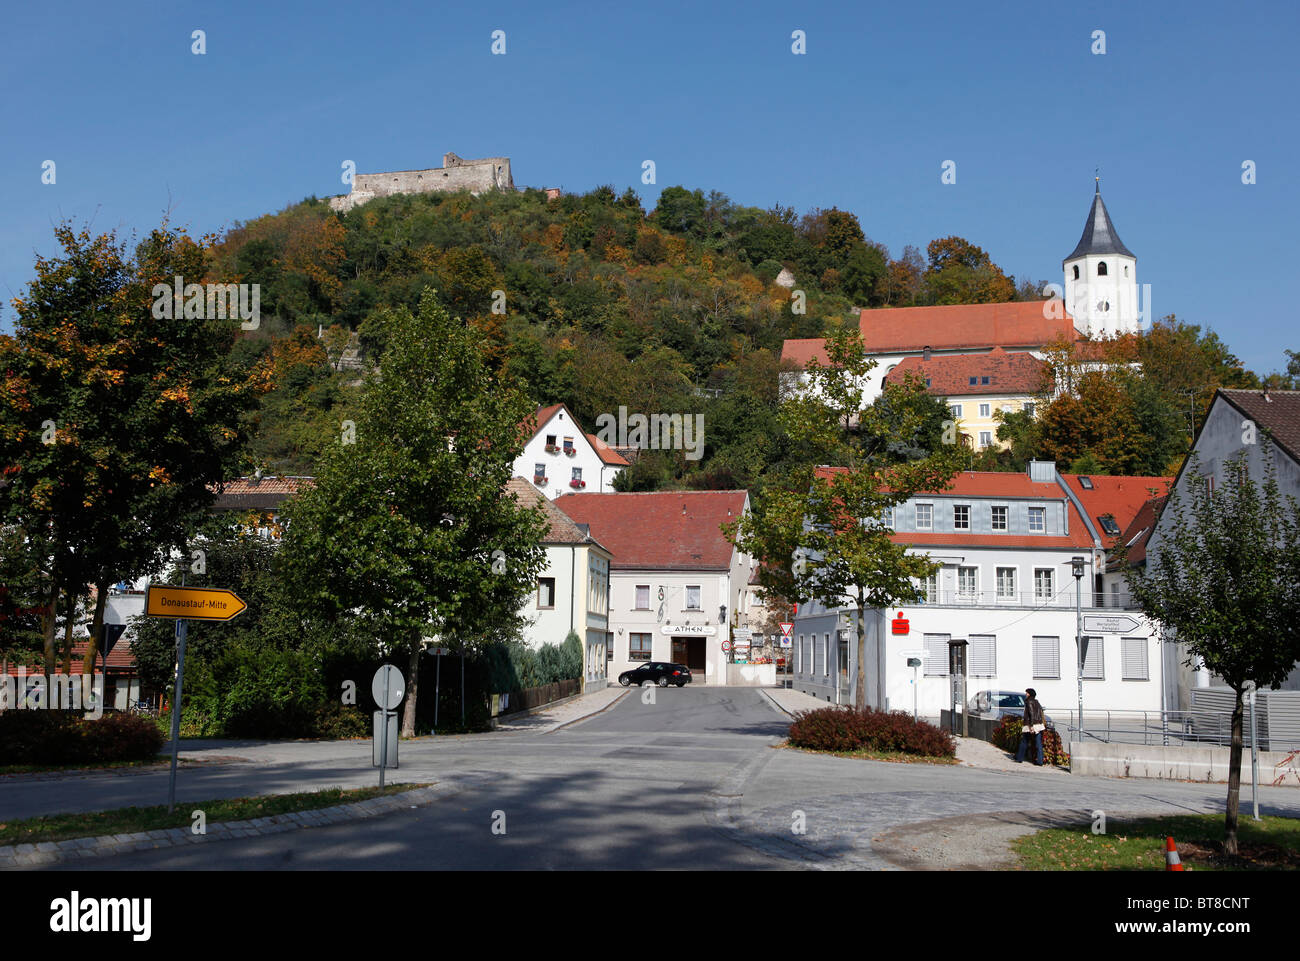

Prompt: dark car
[
  {"left": 618, "top": 662, "right": 692, "bottom": 687},
  {"left": 968, "top": 690, "right": 1055, "bottom": 729}
]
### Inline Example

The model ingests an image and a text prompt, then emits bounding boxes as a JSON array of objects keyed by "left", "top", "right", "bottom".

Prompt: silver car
[{"left": 968, "top": 690, "right": 1055, "bottom": 729}]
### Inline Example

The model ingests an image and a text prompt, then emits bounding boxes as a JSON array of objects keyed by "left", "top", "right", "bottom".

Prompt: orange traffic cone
[{"left": 1165, "top": 836, "right": 1184, "bottom": 871}]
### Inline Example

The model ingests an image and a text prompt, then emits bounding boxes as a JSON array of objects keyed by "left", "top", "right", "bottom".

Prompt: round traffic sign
[
  {"left": 721, "top": 640, "right": 731, "bottom": 652},
  {"left": 371, "top": 664, "right": 405, "bottom": 711}
]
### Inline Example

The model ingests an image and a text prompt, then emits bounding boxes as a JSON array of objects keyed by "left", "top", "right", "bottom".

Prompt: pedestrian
[{"left": 1015, "top": 688, "right": 1047, "bottom": 765}]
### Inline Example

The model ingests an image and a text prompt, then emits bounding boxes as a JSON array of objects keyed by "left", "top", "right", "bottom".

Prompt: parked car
[
  {"left": 968, "top": 690, "right": 1055, "bottom": 729},
  {"left": 618, "top": 662, "right": 692, "bottom": 687}
]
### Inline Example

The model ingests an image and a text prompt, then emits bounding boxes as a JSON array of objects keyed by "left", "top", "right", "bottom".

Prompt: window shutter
[
  {"left": 1081, "top": 636, "right": 1104, "bottom": 679},
  {"left": 1121, "top": 637, "right": 1149, "bottom": 680},
  {"left": 924, "top": 634, "right": 950, "bottom": 676},
  {"left": 1032, "top": 637, "right": 1060, "bottom": 679},
  {"left": 968, "top": 634, "right": 996, "bottom": 677}
]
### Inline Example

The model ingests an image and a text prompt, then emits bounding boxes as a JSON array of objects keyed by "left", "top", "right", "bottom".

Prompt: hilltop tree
[
  {"left": 1122, "top": 453, "right": 1300, "bottom": 855},
  {"left": 278, "top": 290, "right": 549, "bottom": 736},
  {"left": 924, "top": 236, "right": 1016, "bottom": 304}
]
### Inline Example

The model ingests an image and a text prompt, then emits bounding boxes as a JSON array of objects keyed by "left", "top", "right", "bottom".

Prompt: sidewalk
[
  {"left": 955, "top": 735, "right": 1070, "bottom": 775},
  {"left": 760, "top": 687, "right": 830, "bottom": 717},
  {"left": 492, "top": 685, "right": 628, "bottom": 733}
]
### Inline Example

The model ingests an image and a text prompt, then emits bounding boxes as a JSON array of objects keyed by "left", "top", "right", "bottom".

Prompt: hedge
[
  {"left": 788, "top": 706, "right": 956, "bottom": 757},
  {"left": 990, "top": 713, "right": 1071, "bottom": 766},
  {"left": 0, "top": 711, "right": 164, "bottom": 766}
]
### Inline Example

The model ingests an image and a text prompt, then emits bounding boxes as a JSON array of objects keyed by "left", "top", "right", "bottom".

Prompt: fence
[
  {"left": 1049, "top": 697, "right": 1300, "bottom": 753},
  {"left": 498, "top": 678, "right": 580, "bottom": 716}
]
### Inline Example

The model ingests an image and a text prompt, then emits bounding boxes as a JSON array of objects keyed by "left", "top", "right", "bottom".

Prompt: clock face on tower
[{"left": 1096, "top": 300, "right": 1110, "bottom": 313}]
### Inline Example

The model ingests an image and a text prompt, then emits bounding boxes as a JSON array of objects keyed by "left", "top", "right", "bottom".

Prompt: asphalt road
[{"left": 11, "top": 687, "right": 1300, "bottom": 870}]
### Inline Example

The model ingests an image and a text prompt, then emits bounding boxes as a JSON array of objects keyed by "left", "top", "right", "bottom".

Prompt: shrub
[
  {"left": 310, "top": 702, "right": 371, "bottom": 739},
  {"left": 991, "top": 713, "right": 1070, "bottom": 766},
  {"left": 0, "top": 710, "right": 164, "bottom": 766},
  {"left": 788, "top": 706, "right": 955, "bottom": 757}
]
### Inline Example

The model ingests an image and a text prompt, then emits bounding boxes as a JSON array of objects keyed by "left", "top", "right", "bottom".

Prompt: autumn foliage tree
[{"left": 0, "top": 223, "right": 266, "bottom": 677}]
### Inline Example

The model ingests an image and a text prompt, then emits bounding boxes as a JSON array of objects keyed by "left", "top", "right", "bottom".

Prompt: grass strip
[
  {"left": 782, "top": 742, "right": 958, "bottom": 764},
  {"left": 1012, "top": 813, "right": 1300, "bottom": 871},
  {"left": 0, "top": 783, "right": 420, "bottom": 846}
]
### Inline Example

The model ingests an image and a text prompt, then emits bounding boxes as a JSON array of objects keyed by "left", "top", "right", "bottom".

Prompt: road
[{"left": 9, "top": 687, "right": 1300, "bottom": 870}]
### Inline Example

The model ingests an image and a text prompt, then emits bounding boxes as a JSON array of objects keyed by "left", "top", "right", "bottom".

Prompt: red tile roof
[
  {"left": 782, "top": 301, "right": 1080, "bottom": 367},
  {"left": 506, "top": 477, "right": 611, "bottom": 550},
  {"left": 210, "top": 476, "right": 314, "bottom": 510},
  {"left": 519, "top": 403, "right": 567, "bottom": 439},
  {"left": 1108, "top": 494, "right": 1168, "bottom": 570},
  {"left": 884, "top": 347, "right": 1050, "bottom": 396},
  {"left": 1060, "top": 474, "right": 1172, "bottom": 545},
  {"left": 555, "top": 491, "right": 748, "bottom": 571},
  {"left": 3, "top": 639, "right": 137, "bottom": 675},
  {"left": 586, "top": 433, "right": 630, "bottom": 467}
]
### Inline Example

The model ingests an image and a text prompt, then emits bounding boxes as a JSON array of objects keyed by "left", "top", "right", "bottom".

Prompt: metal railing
[
  {"left": 916, "top": 590, "right": 1138, "bottom": 610},
  {"left": 1049, "top": 708, "right": 1300, "bottom": 752}
]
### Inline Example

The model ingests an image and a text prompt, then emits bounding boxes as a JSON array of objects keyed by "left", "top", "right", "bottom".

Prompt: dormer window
[{"left": 1097, "top": 261, "right": 1108, "bottom": 276}]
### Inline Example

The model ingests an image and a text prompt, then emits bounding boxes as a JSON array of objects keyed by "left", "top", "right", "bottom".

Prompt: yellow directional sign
[{"left": 144, "top": 585, "right": 247, "bottom": 622}]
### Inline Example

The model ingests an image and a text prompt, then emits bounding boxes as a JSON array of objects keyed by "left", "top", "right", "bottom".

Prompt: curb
[
  {"left": 757, "top": 689, "right": 795, "bottom": 718},
  {"left": 548, "top": 688, "right": 630, "bottom": 732},
  {"left": 0, "top": 780, "right": 471, "bottom": 869}
]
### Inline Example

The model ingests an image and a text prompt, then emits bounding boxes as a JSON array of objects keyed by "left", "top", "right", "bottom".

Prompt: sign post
[
  {"left": 371, "top": 664, "right": 405, "bottom": 789},
  {"left": 144, "top": 584, "right": 247, "bottom": 812}
]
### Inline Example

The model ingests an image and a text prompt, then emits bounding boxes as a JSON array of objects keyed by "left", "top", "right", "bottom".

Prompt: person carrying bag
[{"left": 1015, "top": 687, "right": 1047, "bottom": 766}]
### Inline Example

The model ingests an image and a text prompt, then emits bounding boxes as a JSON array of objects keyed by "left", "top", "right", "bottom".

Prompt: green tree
[
  {"left": 726, "top": 321, "right": 962, "bottom": 707},
  {"left": 0, "top": 223, "right": 263, "bottom": 677},
  {"left": 278, "top": 290, "right": 549, "bottom": 736},
  {"left": 1121, "top": 453, "right": 1300, "bottom": 855}
]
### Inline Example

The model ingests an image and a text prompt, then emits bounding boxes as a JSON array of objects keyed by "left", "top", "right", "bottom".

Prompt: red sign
[{"left": 891, "top": 612, "right": 910, "bottom": 635}]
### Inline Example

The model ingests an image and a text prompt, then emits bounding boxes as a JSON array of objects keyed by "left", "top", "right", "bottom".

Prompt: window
[
  {"left": 996, "top": 567, "right": 1016, "bottom": 599},
  {"left": 980, "top": 376, "right": 990, "bottom": 385},
  {"left": 1082, "top": 636, "right": 1104, "bottom": 679},
  {"left": 957, "top": 566, "right": 977, "bottom": 596},
  {"left": 538, "top": 577, "right": 556, "bottom": 608},
  {"left": 979, "top": 403, "right": 991, "bottom": 418},
  {"left": 920, "top": 572, "right": 938, "bottom": 604},
  {"left": 916, "top": 503, "right": 933, "bottom": 530},
  {"left": 924, "top": 377, "right": 932, "bottom": 388},
  {"left": 572, "top": 467, "right": 582, "bottom": 480},
  {"left": 968, "top": 635, "right": 996, "bottom": 677},
  {"left": 1072, "top": 264, "right": 1080, "bottom": 280},
  {"left": 1023, "top": 402, "right": 1036, "bottom": 418},
  {"left": 545, "top": 434, "right": 557, "bottom": 447},
  {"left": 1099, "top": 514, "right": 1121, "bottom": 537},
  {"left": 629, "top": 633, "right": 652, "bottom": 661},
  {"left": 1097, "top": 261, "right": 1108, "bottom": 276},
  {"left": 533, "top": 464, "right": 546, "bottom": 482},
  {"left": 991, "top": 505, "right": 1008, "bottom": 531},
  {"left": 685, "top": 585, "right": 701, "bottom": 610},
  {"left": 1124, "top": 265, "right": 1129, "bottom": 276},
  {"left": 949, "top": 404, "right": 963, "bottom": 418},
  {"left": 1034, "top": 568, "right": 1054, "bottom": 600},
  {"left": 979, "top": 431, "right": 993, "bottom": 448},
  {"left": 1121, "top": 637, "right": 1149, "bottom": 681},
  {"left": 795, "top": 635, "right": 803, "bottom": 673},
  {"left": 923, "top": 633, "right": 950, "bottom": 676},
  {"left": 635, "top": 585, "right": 650, "bottom": 609},
  {"left": 1033, "top": 636, "right": 1060, "bottom": 679},
  {"left": 882, "top": 507, "right": 894, "bottom": 529},
  {"left": 1028, "top": 507, "right": 1046, "bottom": 532},
  {"left": 562, "top": 436, "right": 575, "bottom": 452},
  {"left": 1079, "top": 476, "right": 1093, "bottom": 490},
  {"left": 968, "top": 376, "right": 978, "bottom": 386},
  {"left": 812, "top": 633, "right": 820, "bottom": 676},
  {"left": 954, "top": 505, "right": 970, "bottom": 530}
]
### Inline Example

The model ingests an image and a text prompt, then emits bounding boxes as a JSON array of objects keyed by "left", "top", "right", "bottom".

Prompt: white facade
[
  {"left": 607, "top": 550, "right": 754, "bottom": 686},
  {"left": 514, "top": 405, "right": 624, "bottom": 498},
  {"left": 1064, "top": 252, "right": 1139, "bottom": 338},
  {"left": 519, "top": 541, "right": 611, "bottom": 692}
]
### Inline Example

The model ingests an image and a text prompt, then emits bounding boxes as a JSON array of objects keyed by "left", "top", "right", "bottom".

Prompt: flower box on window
[
  {"left": 544, "top": 444, "right": 560, "bottom": 454},
  {"left": 569, "top": 479, "right": 586, "bottom": 489},
  {"left": 563, "top": 446, "right": 576, "bottom": 456},
  {"left": 533, "top": 475, "right": 546, "bottom": 485}
]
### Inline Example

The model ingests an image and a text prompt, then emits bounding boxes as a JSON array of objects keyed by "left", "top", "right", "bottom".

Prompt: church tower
[{"left": 1063, "top": 180, "right": 1138, "bottom": 337}]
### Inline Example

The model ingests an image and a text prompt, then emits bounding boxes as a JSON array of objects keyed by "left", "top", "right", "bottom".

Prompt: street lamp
[{"left": 1071, "top": 555, "right": 1086, "bottom": 744}]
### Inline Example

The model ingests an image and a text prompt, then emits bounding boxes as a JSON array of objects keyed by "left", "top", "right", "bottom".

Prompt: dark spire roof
[{"left": 1064, "top": 181, "right": 1135, "bottom": 262}]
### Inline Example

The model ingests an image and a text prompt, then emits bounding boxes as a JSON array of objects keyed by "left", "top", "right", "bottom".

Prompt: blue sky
[{"left": 3, "top": 0, "right": 1296, "bottom": 374}]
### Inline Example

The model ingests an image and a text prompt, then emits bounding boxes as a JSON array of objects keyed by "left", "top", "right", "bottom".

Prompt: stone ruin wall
[{"left": 329, "top": 152, "right": 514, "bottom": 212}]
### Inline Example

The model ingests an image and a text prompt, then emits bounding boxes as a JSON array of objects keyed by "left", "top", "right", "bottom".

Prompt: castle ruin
[{"left": 329, "top": 152, "right": 514, "bottom": 212}]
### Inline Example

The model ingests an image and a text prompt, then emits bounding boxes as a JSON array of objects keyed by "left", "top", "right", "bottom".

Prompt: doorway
[
  {"left": 672, "top": 636, "right": 706, "bottom": 673},
  {"left": 837, "top": 631, "right": 850, "bottom": 704}
]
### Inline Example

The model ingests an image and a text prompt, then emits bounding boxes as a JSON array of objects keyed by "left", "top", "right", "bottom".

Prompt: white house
[
  {"left": 506, "top": 478, "right": 613, "bottom": 692},
  {"left": 791, "top": 462, "right": 1169, "bottom": 721},
  {"left": 515, "top": 404, "right": 628, "bottom": 499},
  {"left": 1140, "top": 388, "right": 1300, "bottom": 709},
  {"left": 556, "top": 490, "right": 754, "bottom": 686}
]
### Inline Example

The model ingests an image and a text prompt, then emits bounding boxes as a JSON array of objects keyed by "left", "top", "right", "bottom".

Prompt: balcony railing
[{"left": 914, "top": 589, "right": 1139, "bottom": 610}]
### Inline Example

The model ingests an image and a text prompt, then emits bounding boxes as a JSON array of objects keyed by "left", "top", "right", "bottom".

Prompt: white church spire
[{"left": 1063, "top": 180, "right": 1139, "bottom": 337}]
